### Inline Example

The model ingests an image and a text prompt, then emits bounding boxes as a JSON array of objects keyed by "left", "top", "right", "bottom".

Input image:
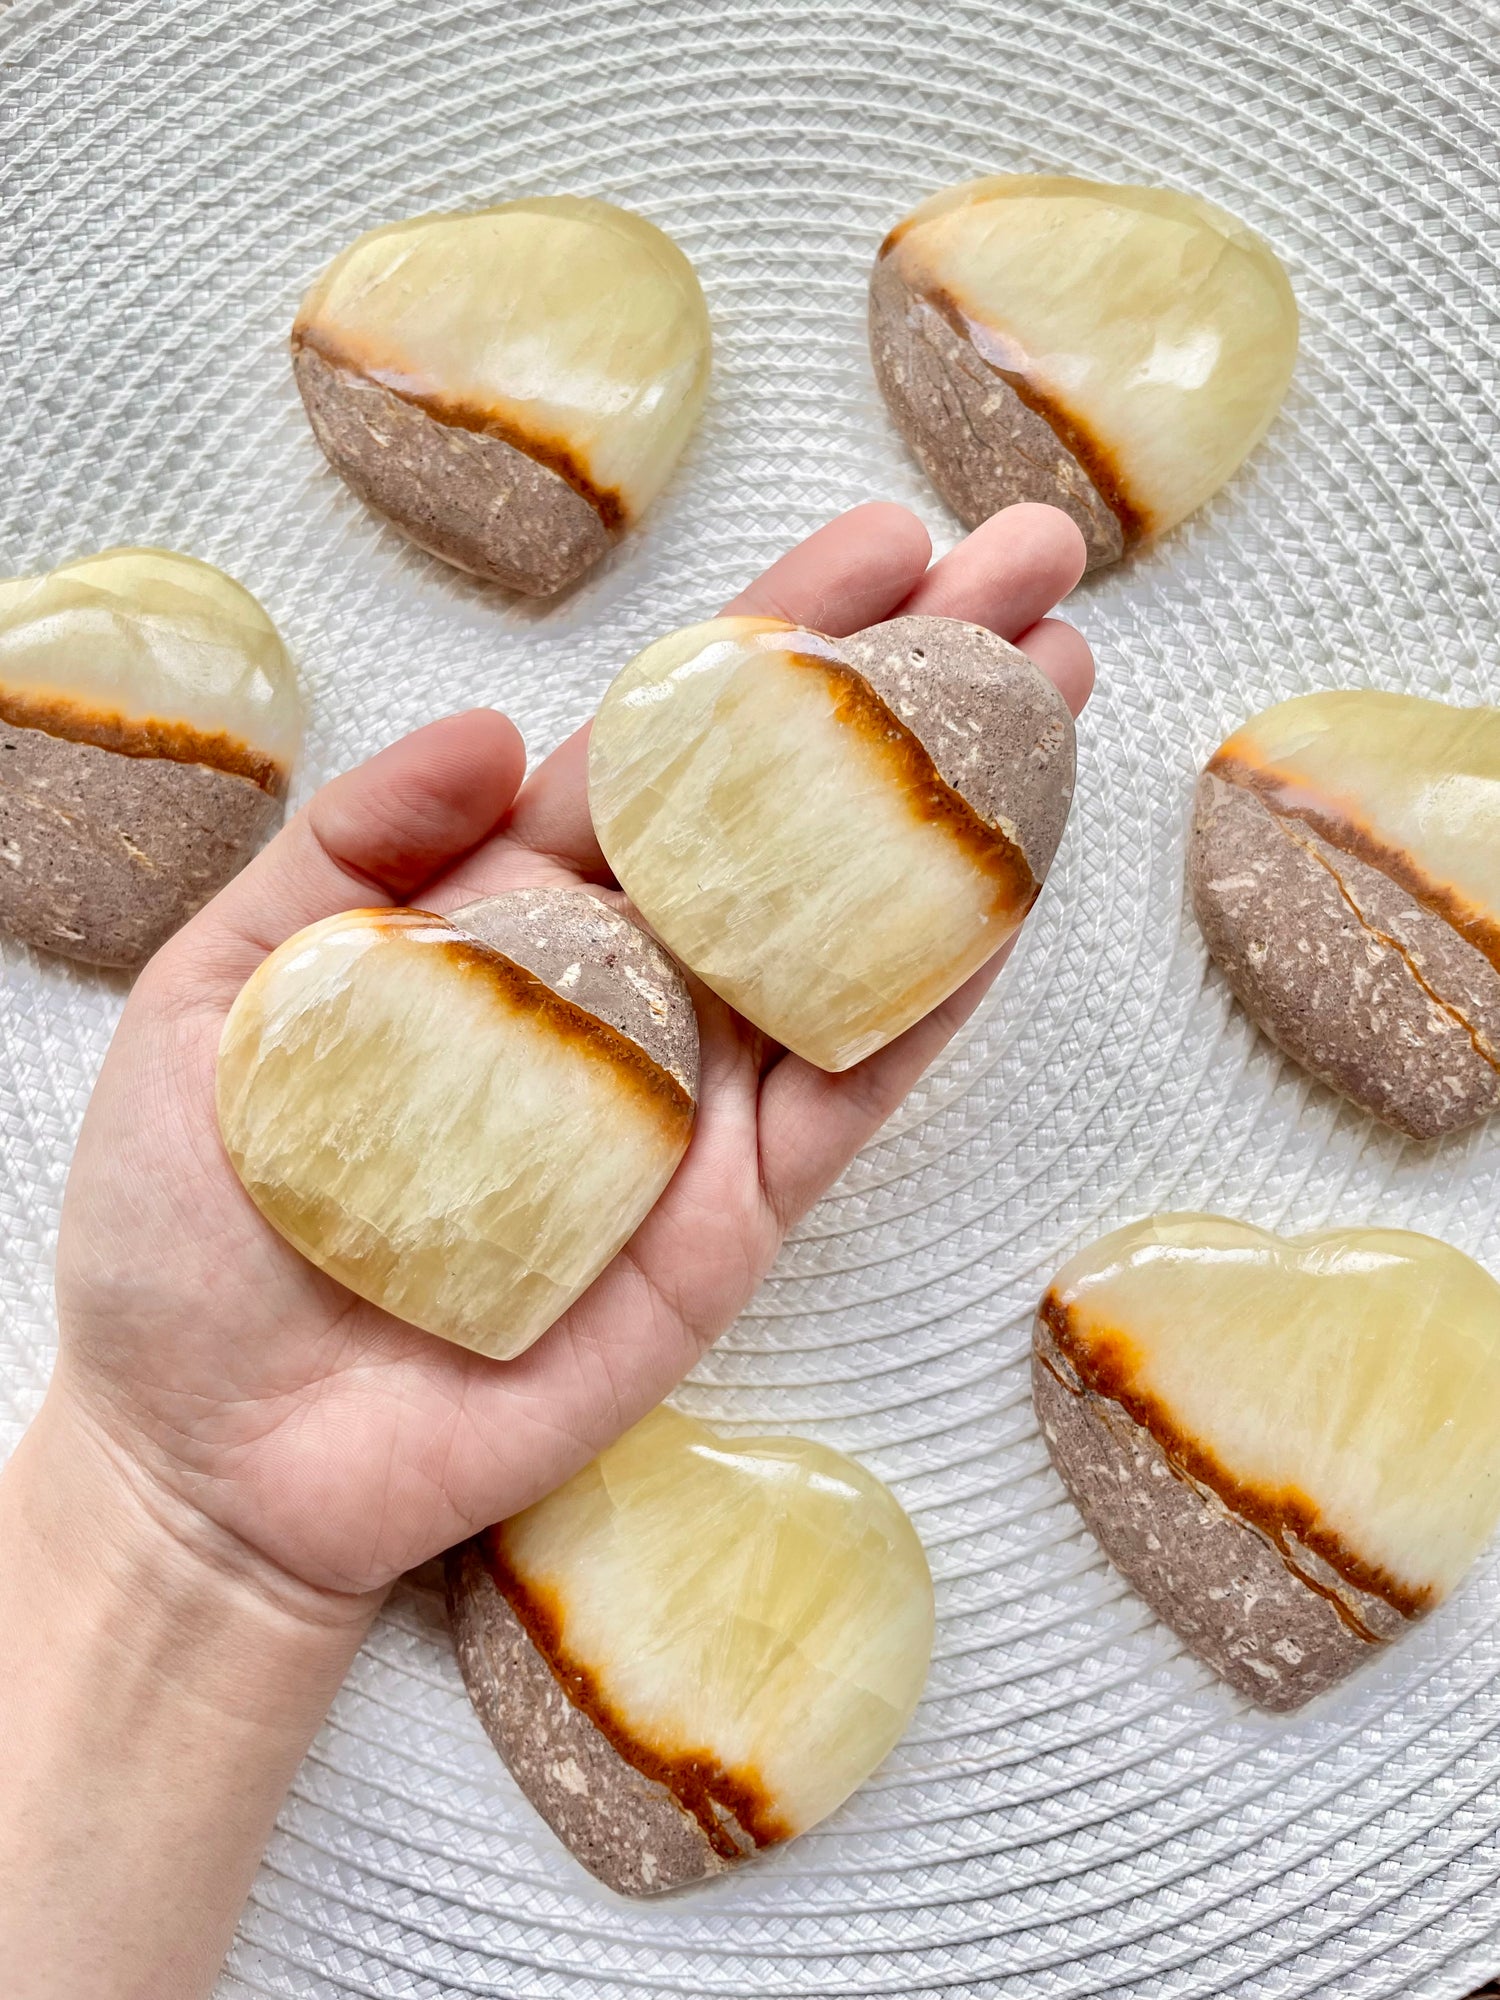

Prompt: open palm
[{"left": 53, "top": 502, "right": 1092, "bottom": 1599}]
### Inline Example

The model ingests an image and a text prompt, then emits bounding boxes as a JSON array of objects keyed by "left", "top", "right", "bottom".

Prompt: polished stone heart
[
  {"left": 871, "top": 175, "right": 1298, "bottom": 569},
  {"left": 1035, "top": 1213, "right": 1500, "bottom": 1708},
  {"left": 216, "top": 889, "right": 697, "bottom": 1359},
  {"left": 1192, "top": 689, "right": 1500, "bottom": 1138},
  {"left": 292, "top": 197, "right": 711, "bottom": 594},
  {"left": 588, "top": 611, "right": 1075, "bottom": 1070},
  {"left": 0, "top": 546, "right": 298, "bottom": 966},
  {"left": 446, "top": 1405, "right": 934, "bottom": 1894}
]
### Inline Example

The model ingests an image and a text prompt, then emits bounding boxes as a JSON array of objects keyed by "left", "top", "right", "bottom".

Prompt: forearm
[{"left": 0, "top": 1386, "right": 383, "bottom": 2000}]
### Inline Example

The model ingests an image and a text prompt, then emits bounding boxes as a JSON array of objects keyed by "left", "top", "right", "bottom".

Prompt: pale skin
[{"left": 0, "top": 501, "right": 1092, "bottom": 2000}]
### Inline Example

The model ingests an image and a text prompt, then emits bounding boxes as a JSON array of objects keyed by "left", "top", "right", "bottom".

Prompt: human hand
[{"left": 51, "top": 501, "right": 1093, "bottom": 1605}]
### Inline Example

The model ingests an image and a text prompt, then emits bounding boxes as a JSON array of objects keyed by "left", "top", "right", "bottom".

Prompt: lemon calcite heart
[
  {"left": 445, "top": 1405, "right": 935, "bottom": 1895},
  {"left": 588, "top": 613, "right": 1075, "bottom": 1070},
  {"left": 1191, "top": 691, "right": 1500, "bottom": 1139},
  {"left": 870, "top": 176, "right": 1298, "bottom": 569},
  {"left": 216, "top": 889, "right": 697, "bottom": 1359},
  {"left": 292, "top": 197, "right": 712, "bottom": 595},
  {"left": 1035, "top": 1214, "right": 1500, "bottom": 1709},
  {"left": 0, "top": 546, "right": 298, "bottom": 966}
]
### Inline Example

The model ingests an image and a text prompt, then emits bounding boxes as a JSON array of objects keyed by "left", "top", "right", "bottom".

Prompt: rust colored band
[
  {"left": 1039, "top": 1291, "right": 1432, "bottom": 1624},
  {"left": 1209, "top": 749, "right": 1500, "bottom": 979},
  {"left": 789, "top": 649, "right": 1039, "bottom": 920},
  {"left": 877, "top": 252, "right": 1150, "bottom": 547},
  {"left": 0, "top": 687, "right": 285, "bottom": 796},
  {"left": 482, "top": 1532, "right": 790, "bottom": 1857},
  {"left": 431, "top": 925, "right": 695, "bottom": 1135},
  {"left": 291, "top": 325, "right": 628, "bottom": 532}
]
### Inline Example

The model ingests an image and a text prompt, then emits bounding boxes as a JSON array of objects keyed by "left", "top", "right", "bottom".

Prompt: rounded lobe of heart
[
  {"left": 291, "top": 196, "right": 712, "bottom": 551},
  {"left": 445, "top": 1405, "right": 934, "bottom": 1893},
  {"left": 588, "top": 612, "right": 1075, "bottom": 1071},
  {"left": 215, "top": 899, "right": 696, "bottom": 1360},
  {"left": 0, "top": 546, "right": 298, "bottom": 966},
  {"left": 1036, "top": 1213, "right": 1500, "bottom": 1706},
  {"left": 1192, "top": 691, "right": 1500, "bottom": 1137},
  {"left": 872, "top": 174, "right": 1297, "bottom": 554}
]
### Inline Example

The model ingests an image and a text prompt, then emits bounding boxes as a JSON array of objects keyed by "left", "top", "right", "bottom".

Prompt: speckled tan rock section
[
  {"left": 1033, "top": 1316, "right": 1410, "bottom": 1710},
  {"left": 868, "top": 256, "right": 1126, "bottom": 571},
  {"left": 292, "top": 342, "right": 613, "bottom": 595},
  {"left": 841, "top": 614, "right": 1075, "bottom": 884},
  {"left": 449, "top": 887, "right": 699, "bottom": 1100},
  {"left": 1190, "top": 770, "right": 1500, "bottom": 1140},
  {"left": 445, "top": 1540, "right": 743, "bottom": 1896},
  {"left": 0, "top": 720, "right": 279, "bottom": 968}
]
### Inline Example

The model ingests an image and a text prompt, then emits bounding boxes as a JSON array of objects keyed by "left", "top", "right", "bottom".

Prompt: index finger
[{"left": 720, "top": 500, "right": 932, "bottom": 631}]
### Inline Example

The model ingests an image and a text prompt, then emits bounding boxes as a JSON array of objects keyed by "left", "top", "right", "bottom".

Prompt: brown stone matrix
[
  {"left": 1033, "top": 1300, "right": 1414, "bottom": 1711},
  {"left": 838, "top": 613, "right": 1075, "bottom": 884},
  {"left": 0, "top": 718, "right": 279, "bottom": 968},
  {"left": 868, "top": 254, "right": 1135, "bottom": 571},
  {"left": 450, "top": 887, "right": 699, "bottom": 1102},
  {"left": 1190, "top": 763, "right": 1500, "bottom": 1139},
  {"left": 291, "top": 337, "right": 615, "bottom": 595}
]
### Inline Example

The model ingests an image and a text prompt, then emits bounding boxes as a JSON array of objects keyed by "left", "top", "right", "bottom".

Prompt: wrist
[
  {"left": 8, "top": 1378, "right": 383, "bottom": 1697},
  {"left": 0, "top": 1385, "right": 382, "bottom": 2000}
]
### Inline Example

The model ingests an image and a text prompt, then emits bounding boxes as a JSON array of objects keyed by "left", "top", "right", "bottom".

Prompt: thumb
[{"left": 152, "top": 708, "right": 528, "bottom": 1006}]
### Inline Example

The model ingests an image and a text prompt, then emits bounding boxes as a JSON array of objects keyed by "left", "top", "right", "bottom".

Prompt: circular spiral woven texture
[{"left": 4, "top": 1, "right": 1500, "bottom": 1994}]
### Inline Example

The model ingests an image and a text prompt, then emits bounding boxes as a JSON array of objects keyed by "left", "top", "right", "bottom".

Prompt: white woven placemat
[{"left": 4, "top": 2, "right": 1500, "bottom": 1994}]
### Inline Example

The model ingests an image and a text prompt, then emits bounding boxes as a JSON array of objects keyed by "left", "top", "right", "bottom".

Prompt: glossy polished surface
[
  {"left": 15, "top": 6, "right": 1500, "bottom": 1986},
  {"left": 493, "top": 1404, "right": 935, "bottom": 1841},
  {"left": 0, "top": 546, "right": 299, "bottom": 783},
  {"left": 1211, "top": 691, "right": 1500, "bottom": 950},
  {"left": 589, "top": 616, "right": 1041, "bottom": 1069},
  {"left": 294, "top": 197, "right": 712, "bottom": 522},
  {"left": 1045, "top": 1213, "right": 1500, "bottom": 1604},
  {"left": 881, "top": 175, "right": 1298, "bottom": 537},
  {"left": 217, "top": 907, "right": 694, "bottom": 1359}
]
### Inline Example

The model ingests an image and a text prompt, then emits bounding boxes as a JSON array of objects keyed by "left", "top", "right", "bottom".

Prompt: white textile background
[{"left": 3, "top": 2, "right": 1500, "bottom": 1994}]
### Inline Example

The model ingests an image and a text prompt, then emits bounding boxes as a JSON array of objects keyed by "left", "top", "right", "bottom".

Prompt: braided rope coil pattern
[{"left": 3, "top": 1, "right": 1500, "bottom": 1994}]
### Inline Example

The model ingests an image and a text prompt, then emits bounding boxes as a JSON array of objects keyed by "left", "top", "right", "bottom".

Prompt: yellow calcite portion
[
  {"left": 0, "top": 546, "right": 299, "bottom": 772},
  {"left": 216, "top": 909, "right": 692, "bottom": 1359},
  {"left": 500, "top": 1405, "right": 934, "bottom": 1839},
  {"left": 884, "top": 175, "right": 1298, "bottom": 535},
  {"left": 295, "top": 197, "right": 712, "bottom": 521},
  {"left": 1048, "top": 1214, "right": 1500, "bottom": 1601},
  {"left": 1214, "top": 690, "right": 1500, "bottom": 936},
  {"left": 589, "top": 617, "right": 1025, "bottom": 1070}
]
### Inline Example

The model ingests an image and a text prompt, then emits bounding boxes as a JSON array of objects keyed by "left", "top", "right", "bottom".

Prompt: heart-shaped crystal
[
  {"left": 588, "top": 612, "right": 1075, "bottom": 1070},
  {"left": 216, "top": 889, "right": 697, "bottom": 1358},
  {"left": 1035, "top": 1213, "right": 1500, "bottom": 1708},
  {"left": 1192, "top": 690, "right": 1500, "bottom": 1138},
  {"left": 292, "top": 197, "right": 711, "bottom": 595},
  {"left": 871, "top": 175, "right": 1298, "bottom": 568},
  {"left": 446, "top": 1404, "right": 934, "bottom": 1894}
]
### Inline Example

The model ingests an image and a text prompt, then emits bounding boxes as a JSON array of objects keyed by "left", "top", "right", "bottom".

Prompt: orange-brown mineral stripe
[
  {"left": 0, "top": 686, "right": 286, "bottom": 795},
  {"left": 875, "top": 246, "right": 1151, "bottom": 549},
  {"left": 1038, "top": 1291, "right": 1433, "bottom": 1623},
  {"left": 1209, "top": 749, "right": 1500, "bottom": 979},
  {"left": 788, "top": 652, "right": 1040, "bottom": 920},
  {"left": 291, "top": 325, "right": 629, "bottom": 532},
  {"left": 429, "top": 926, "right": 695, "bottom": 1135},
  {"left": 482, "top": 1534, "right": 791, "bottom": 1857}
]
